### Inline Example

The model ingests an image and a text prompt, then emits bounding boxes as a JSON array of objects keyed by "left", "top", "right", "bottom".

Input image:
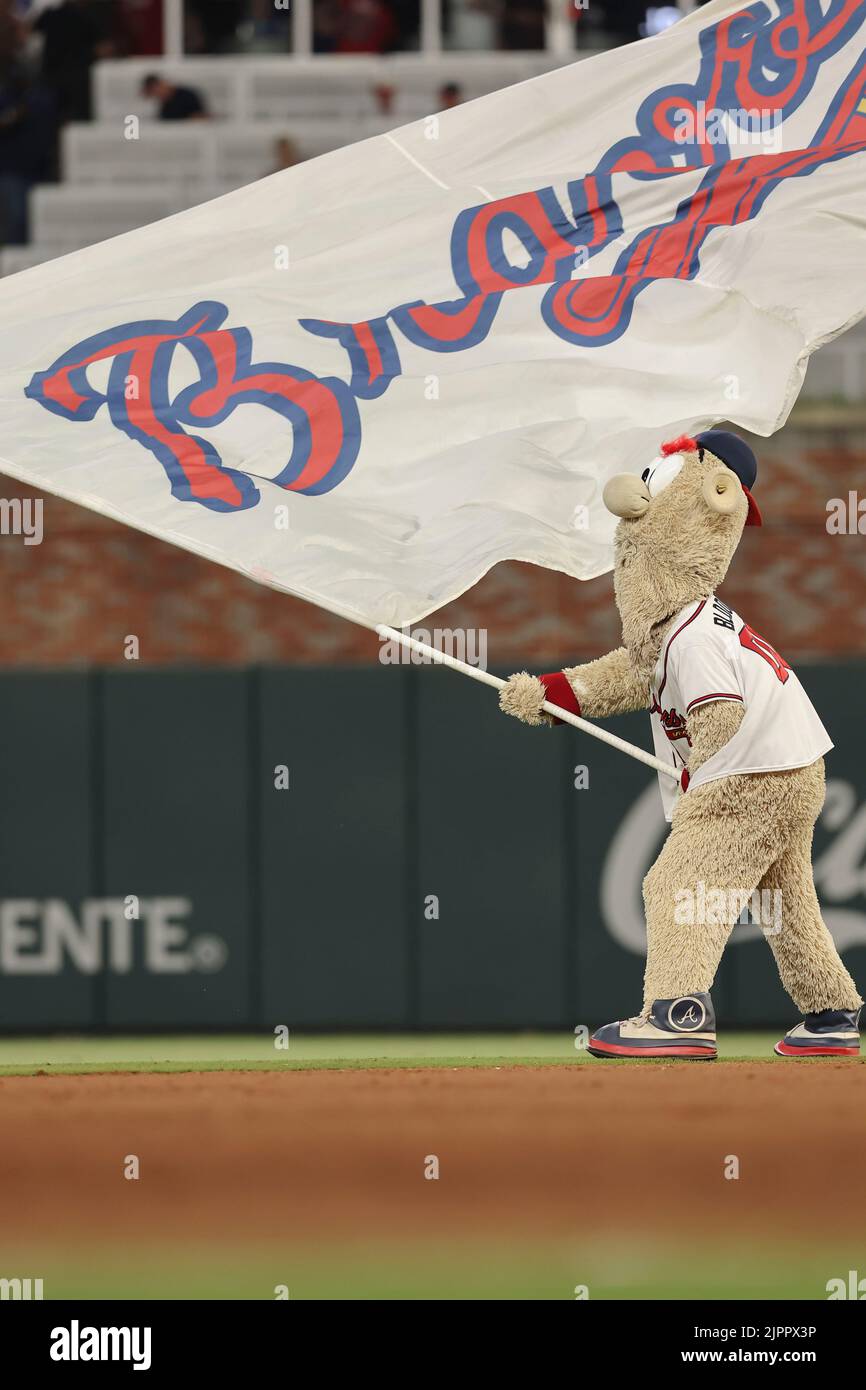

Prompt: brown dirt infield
[{"left": 1, "top": 1062, "right": 864, "bottom": 1249}]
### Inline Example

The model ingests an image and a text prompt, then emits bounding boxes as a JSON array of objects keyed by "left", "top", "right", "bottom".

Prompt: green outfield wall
[{"left": 0, "top": 664, "right": 863, "bottom": 1031}]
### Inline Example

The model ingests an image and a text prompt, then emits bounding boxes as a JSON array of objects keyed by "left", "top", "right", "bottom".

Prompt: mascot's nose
[{"left": 603, "top": 473, "right": 651, "bottom": 519}]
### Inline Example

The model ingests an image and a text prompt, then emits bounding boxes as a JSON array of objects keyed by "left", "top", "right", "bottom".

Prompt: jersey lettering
[{"left": 650, "top": 694, "right": 690, "bottom": 744}]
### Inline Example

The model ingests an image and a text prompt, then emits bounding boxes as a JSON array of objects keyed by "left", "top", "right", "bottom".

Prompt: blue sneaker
[
  {"left": 588, "top": 992, "right": 717, "bottom": 1060},
  {"left": 775, "top": 1008, "right": 860, "bottom": 1058}
]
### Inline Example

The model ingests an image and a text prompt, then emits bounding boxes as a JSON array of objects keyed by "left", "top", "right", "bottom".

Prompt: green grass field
[
  {"left": 0, "top": 1239, "right": 849, "bottom": 1301},
  {"left": 0, "top": 1030, "right": 792, "bottom": 1076}
]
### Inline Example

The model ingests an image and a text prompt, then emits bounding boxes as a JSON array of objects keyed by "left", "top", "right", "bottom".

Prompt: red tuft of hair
[{"left": 661, "top": 435, "right": 699, "bottom": 456}]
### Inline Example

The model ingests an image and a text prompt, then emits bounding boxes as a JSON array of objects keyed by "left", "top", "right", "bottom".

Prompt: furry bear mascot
[{"left": 500, "top": 430, "right": 861, "bottom": 1060}]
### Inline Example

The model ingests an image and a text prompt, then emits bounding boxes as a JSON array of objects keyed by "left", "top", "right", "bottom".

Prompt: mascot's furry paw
[{"left": 499, "top": 671, "right": 550, "bottom": 726}]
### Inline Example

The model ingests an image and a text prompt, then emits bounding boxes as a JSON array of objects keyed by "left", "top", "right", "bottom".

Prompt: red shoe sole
[
  {"left": 774, "top": 1041, "right": 859, "bottom": 1057},
  {"left": 587, "top": 1041, "right": 716, "bottom": 1060}
]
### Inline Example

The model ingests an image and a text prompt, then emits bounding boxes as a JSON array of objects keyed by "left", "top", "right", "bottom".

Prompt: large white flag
[{"left": 1, "top": 0, "right": 865, "bottom": 628}]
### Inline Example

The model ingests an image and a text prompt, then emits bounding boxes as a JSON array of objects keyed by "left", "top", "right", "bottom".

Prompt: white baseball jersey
[{"left": 649, "top": 595, "right": 832, "bottom": 821}]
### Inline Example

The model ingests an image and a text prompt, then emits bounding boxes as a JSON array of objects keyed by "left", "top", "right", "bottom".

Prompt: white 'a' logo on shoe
[{"left": 668, "top": 997, "right": 707, "bottom": 1031}]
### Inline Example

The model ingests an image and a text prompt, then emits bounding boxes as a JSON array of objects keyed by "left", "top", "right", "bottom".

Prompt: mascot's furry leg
[
  {"left": 758, "top": 766, "right": 862, "bottom": 1013},
  {"left": 642, "top": 759, "right": 861, "bottom": 1013}
]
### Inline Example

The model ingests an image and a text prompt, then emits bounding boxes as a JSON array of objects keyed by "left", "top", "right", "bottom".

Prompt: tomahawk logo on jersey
[{"left": 650, "top": 595, "right": 832, "bottom": 821}]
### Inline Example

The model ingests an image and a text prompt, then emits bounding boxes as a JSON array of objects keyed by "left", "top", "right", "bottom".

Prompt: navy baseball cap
[{"left": 695, "top": 429, "right": 762, "bottom": 526}]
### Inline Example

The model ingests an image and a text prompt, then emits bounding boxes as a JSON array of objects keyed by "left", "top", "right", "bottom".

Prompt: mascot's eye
[
  {"left": 645, "top": 452, "right": 685, "bottom": 498},
  {"left": 640, "top": 468, "right": 650, "bottom": 482}
]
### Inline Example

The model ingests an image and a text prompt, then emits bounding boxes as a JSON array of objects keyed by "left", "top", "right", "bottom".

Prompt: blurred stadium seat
[
  {"left": 29, "top": 181, "right": 221, "bottom": 248},
  {"left": 92, "top": 54, "right": 576, "bottom": 123},
  {"left": 60, "top": 118, "right": 398, "bottom": 189}
]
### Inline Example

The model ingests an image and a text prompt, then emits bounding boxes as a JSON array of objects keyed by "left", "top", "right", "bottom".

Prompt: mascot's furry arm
[
  {"left": 500, "top": 663, "right": 748, "bottom": 761},
  {"left": 499, "top": 647, "right": 649, "bottom": 727},
  {"left": 564, "top": 648, "right": 650, "bottom": 719},
  {"left": 685, "top": 699, "right": 745, "bottom": 776}
]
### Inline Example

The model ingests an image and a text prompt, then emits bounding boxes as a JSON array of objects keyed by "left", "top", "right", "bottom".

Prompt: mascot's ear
[{"left": 701, "top": 466, "right": 741, "bottom": 516}]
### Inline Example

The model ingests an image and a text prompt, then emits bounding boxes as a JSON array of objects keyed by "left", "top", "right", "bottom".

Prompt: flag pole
[{"left": 376, "top": 624, "right": 680, "bottom": 781}]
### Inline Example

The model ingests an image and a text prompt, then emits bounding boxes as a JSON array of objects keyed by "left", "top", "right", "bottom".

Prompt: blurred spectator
[
  {"left": 141, "top": 73, "right": 209, "bottom": 121},
  {"left": 0, "top": 0, "right": 26, "bottom": 75},
  {"left": 32, "top": 0, "right": 115, "bottom": 123},
  {"left": 313, "top": 0, "right": 340, "bottom": 52},
  {"left": 372, "top": 82, "right": 395, "bottom": 115},
  {"left": 117, "top": 0, "right": 162, "bottom": 55},
  {"left": 0, "top": 65, "right": 55, "bottom": 242},
  {"left": 334, "top": 0, "right": 397, "bottom": 54},
  {"left": 598, "top": 0, "right": 655, "bottom": 44},
  {"left": 439, "top": 81, "right": 462, "bottom": 109},
  {"left": 237, "top": 0, "right": 291, "bottom": 53},
  {"left": 184, "top": 0, "right": 244, "bottom": 55},
  {"left": 497, "top": 0, "right": 544, "bottom": 50},
  {"left": 317, "top": 0, "right": 419, "bottom": 54},
  {"left": 388, "top": 0, "right": 419, "bottom": 50},
  {"left": 272, "top": 134, "right": 299, "bottom": 172}
]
